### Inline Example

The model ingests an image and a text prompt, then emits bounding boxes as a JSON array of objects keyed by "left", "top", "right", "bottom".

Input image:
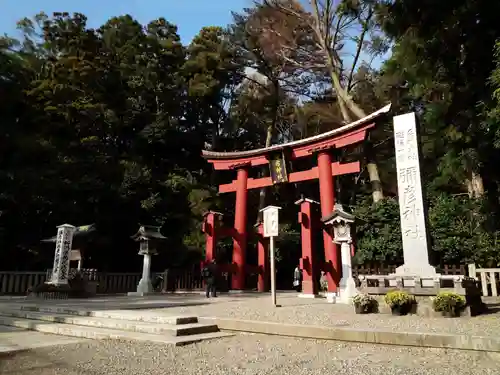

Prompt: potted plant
[
  {"left": 384, "top": 290, "right": 415, "bottom": 316},
  {"left": 432, "top": 292, "right": 467, "bottom": 317},
  {"left": 352, "top": 293, "right": 378, "bottom": 314}
]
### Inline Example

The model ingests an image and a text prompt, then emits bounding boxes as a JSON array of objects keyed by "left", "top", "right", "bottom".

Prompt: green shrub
[
  {"left": 384, "top": 290, "right": 415, "bottom": 308},
  {"left": 432, "top": 292, "right": 466, "bottom": 313},
  {"left": 352, "top": 293, "right": 379, "bottom": 313}
]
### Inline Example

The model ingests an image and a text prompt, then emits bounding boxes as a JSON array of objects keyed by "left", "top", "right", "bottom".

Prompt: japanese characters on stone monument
[
  {"left": 393, "top": 113, "right": 436, "bottom": 276},
  {"left": 50, "top": 224, "right": 76, "bottom": 285}
]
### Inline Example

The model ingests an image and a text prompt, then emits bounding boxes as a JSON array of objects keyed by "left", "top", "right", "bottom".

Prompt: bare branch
[{"left": 347, "top": 6, "right": 374, "bottom": 92}]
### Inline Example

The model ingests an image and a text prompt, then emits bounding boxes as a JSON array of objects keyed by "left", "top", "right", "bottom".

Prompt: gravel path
[
  {"left": 1, "top": 334, "right": 499, "bottom": 375},
  {"left": 150, "top": 294, "right": 500, "bottom": 337}
]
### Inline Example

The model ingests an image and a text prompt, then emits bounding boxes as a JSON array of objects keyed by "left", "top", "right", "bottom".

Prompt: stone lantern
[
  {"left": 322, "top": 204, "right": 357, "bottom": 304},
  {"left": 128, "top": 225, "right": 166, "bottom": 296}
]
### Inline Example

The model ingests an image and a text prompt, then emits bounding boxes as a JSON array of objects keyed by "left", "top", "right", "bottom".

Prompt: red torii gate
[{"left": 201, "top": 104, "right": 391, "bottom": 294}]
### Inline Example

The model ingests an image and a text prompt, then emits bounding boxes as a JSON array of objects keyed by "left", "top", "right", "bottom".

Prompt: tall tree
[
  {"left": 261, "top": 0, "right": 387, "bottom": 202},
  {"left": 229, "top": 5, "right": 312, "bottom": 218},
  {"left": 380, "top": 0, "right": 500, "bottom": 199},
  {"left": 183, "top": 26, "right": 242, "bottom": 152}
]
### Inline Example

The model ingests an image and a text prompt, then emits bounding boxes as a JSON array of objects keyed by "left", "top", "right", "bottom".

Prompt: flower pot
[
  {"left": 355, "top": 304, "right": 367, "bottom": 314},
  {"left": 441, "top": 310, "right": 460, "bottom": 318},
  {"left": 391, "top": 304, "right": 411, "bottom": 316}
]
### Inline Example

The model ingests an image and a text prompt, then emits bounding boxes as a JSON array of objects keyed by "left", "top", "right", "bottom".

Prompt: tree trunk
[
  {"left": 466, "top": 170, "right": 485, "bottom": 198},
  {"left": 367, "top": 162, "right": 384, "bottom": 202},
  {"left": 257, "top": 124, "right": 274, "bottom": 222},
  {"left": 323, "top": 38, "right": 385, "bottom": 203},
  {"left": 364, "top": 141, "right": 384, "bottom": 203},
  {"left": 256, "top": 79, "right": 279, "bottom": 224}
]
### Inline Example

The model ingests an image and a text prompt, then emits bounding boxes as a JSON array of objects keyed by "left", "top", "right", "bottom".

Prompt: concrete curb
[{"left": 199, "top": 317, "right": 500, "bottom": 352}]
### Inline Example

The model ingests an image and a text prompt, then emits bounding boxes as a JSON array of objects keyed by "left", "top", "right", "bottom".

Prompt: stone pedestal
[
  {"left": 321, "top": 204, "right": 357, "bottom": 304},
  {"left": 338, "top": 242, "right": 358, "bottom": 304},
  {"left": 128, "top": 253, "right": 153, "bottom": 296},
  {"left": 325, "top": 293, "right": 336, "bottom": 303},
  {"left": 50, "top": 224, "right": 76, "bottom": 285}
]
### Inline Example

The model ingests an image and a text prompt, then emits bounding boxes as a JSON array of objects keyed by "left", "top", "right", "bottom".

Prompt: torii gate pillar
[
  {"left": 318, "top": 151, "right": 340, "bottom": 293},
  {"left": 296, "top": 198, "right": 319, "bottom": 297},
  {"left": 232, "top": 167, "right": 248, "bottom": 290}
]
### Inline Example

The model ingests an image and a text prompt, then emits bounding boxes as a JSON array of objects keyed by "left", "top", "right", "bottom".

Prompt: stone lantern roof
[
  {"left": 130, "top": 225, "right": 166, "bottom": 242},
  {"left": 321, "top": 203, "right": 355, "bottom": 225}
]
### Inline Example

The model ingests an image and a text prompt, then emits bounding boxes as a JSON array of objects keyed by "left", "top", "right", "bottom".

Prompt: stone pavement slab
[
  {"left": 3, "top": 293, "right": 500, "bottom": 351},
  {"left": 2, "top": 334, "right": 500, "bottom": 375},
  {"left": 0, "top": 325, "right": 87, "bottom": 353},
  {"left": 146, "top": 293, "right": 500, "bottom": 338}
]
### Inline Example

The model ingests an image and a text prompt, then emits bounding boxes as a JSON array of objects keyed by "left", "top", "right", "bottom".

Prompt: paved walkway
[
  {"left": 1, "top": 294, "right": 500, "bottom": 373},
  {"left": 0, "top": 325, "right": 87, "bottom": 353},
  {"left": 2, "top": 293, "right": 499, "bottom": 338},
  {"left": 147, "top": 293, "right": 500, "bottom": 337},
  {"left": 1, "top": 334, "right": 499, "bottom": 375}
]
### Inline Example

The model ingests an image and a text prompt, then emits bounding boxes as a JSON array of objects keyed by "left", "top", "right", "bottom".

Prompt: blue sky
[{"left": 0, "top": 0, "right": 251, "bottom": 44}]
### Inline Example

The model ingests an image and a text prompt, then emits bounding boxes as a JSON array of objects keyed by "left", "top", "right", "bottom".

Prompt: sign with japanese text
[
  {"left": 269, "top": 153, "right": 288, "bottom": 184},
  {"left": 262, "top": 206, "right": 280, "bottom": 238},
  {"left": 393, "top": 113, "right": 430, "bottom": 271}
]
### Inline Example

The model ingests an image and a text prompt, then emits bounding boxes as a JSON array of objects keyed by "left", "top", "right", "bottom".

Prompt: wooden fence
[
  {"left": 352, "top": 264, "right": 467, "bottom": 277},
  {"left": 0, "top": 264, "right": 470, "bottom": 296},
  {"left": 468, "top": 264, "right": 500, "bottom": 297},
  {"left": 0, "top": 268, "right": 204, "bottom": 296}
]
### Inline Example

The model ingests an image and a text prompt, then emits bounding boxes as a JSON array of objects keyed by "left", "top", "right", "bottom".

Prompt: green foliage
[
  {"left": 384, "top": 290, "right": 415, "bottom": 308},
  {"left": 354, "top": 194, "right": 500, "bottom": 266},
  {"left": 428, "top": 194, "right": 500, "bottom": 266},
  {"left": 353, "top": 197, "right": 402, "bottom": 264},
  {"left": 352, "top": 293, "right": 379, "bottom": 313},
  {"left": 275, "top": 223, "right": 300, "bottom": 264},
  {"left": 431, "top": 292, "right": 466, "bottom": 313},
  {"left": 2, "top": 3, "right": 500, "bottom": 275}
]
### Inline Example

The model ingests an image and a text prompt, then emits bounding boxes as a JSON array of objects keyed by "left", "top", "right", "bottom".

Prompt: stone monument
[
  {"left": 128, "top": 225, "right": 166, "bottom": 296},
  {"left": 322, "top": 204, "right": 358, "bottom": 304},
  {"left": 355, "top": 113, "right": 483, "bottom": 310},
  {"left": 49, "top": 224, "right": 76, "bottom": 285},
  {"left": 393, "top": 112, "right": 437, "bottom": 277}
]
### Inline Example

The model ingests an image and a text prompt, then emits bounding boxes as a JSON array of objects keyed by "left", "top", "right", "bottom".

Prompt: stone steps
[
  {"left": 0, "top": 305, "right": 233, "bottom": 346},
  {"left": 19, "top": 305, "right": 199, "bottom": 325}
]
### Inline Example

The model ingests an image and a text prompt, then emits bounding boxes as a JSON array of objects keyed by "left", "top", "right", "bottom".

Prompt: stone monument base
[
  {"left": 27, "top": 282, "right": 72, "bottom": 300},
  {"left": 370, "top": 294, "right": 486, "bottom": 317},
  {"left": 357, "top": 274, "right": 485, "bottom": 316},
  {"left": 392, "top": 264, "right": 440, "bottom": 281}
]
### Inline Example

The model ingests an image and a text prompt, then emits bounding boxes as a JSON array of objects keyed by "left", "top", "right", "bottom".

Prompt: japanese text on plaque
[
  {"left": 395, "top": 128, "right": 423, "bottom": 240},
  {"left": 269, "top": 153, "right": 288, "bottom": 184}
]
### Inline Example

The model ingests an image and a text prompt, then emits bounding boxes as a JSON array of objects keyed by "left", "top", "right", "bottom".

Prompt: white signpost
[
  {"left": 393, "top": 112, "right": 437, "bottom": 277},
  {"left": 261, "top": 205, "right": 281, "bottom": 307}
]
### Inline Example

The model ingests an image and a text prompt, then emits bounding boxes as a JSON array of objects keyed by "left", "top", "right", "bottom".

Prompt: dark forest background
[{"left": 2, "top": 0, "right": 500, "bottom": 274}]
